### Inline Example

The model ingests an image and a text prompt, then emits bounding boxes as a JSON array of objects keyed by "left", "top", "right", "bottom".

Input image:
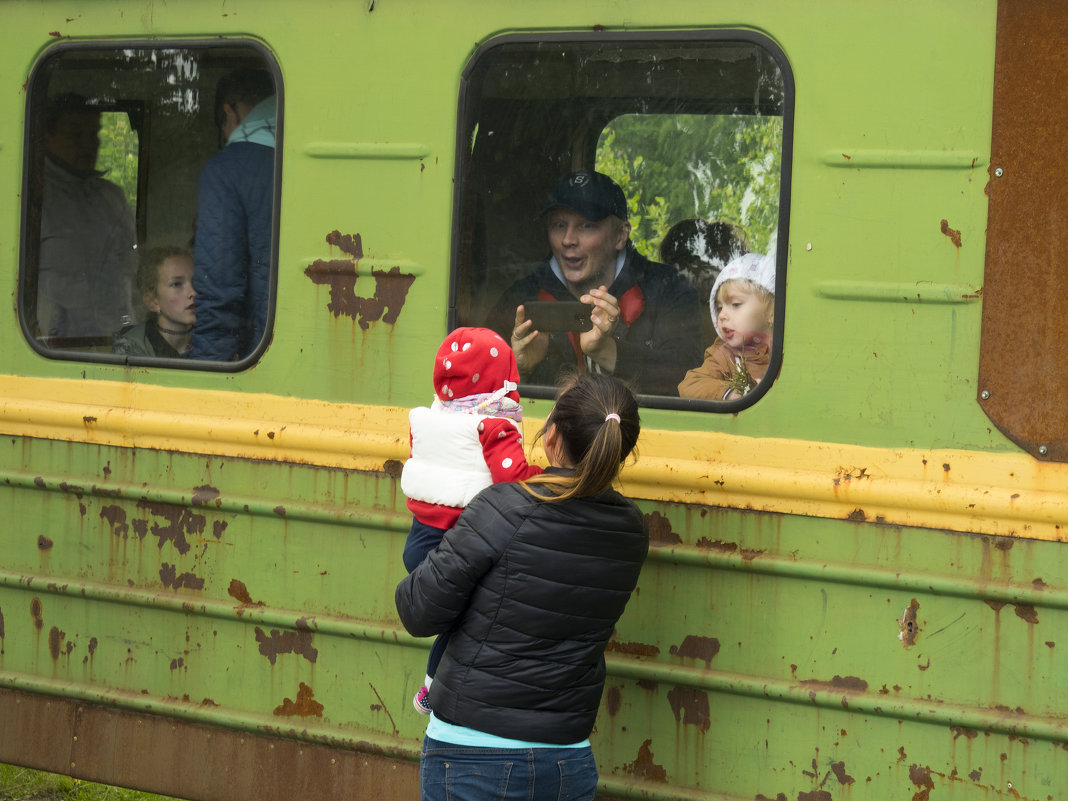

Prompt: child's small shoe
[{"left": 413, "top": 686, "right": 432, "bottom": 715}]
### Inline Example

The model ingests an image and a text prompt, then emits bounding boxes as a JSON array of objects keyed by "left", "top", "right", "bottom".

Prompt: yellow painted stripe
[{"left": 1, "top": 375, "right": 1063, "bottom": 542}]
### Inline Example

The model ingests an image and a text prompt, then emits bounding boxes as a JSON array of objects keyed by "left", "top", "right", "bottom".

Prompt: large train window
[
  {"left": 19, "top": 42, "right": 281, "bottom": 368},
  {"left": 453, "top": 33, "right": 792, "bottom": 408}
]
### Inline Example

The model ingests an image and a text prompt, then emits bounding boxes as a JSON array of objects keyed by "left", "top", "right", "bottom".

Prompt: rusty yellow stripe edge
[{"left": 0, "top": 375, "right": 1061, "bottom": 542}]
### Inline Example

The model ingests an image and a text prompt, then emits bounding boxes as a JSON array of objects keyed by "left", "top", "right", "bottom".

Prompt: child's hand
[{"left": 511, "top": 305, "right": 548, "bottom": 372}]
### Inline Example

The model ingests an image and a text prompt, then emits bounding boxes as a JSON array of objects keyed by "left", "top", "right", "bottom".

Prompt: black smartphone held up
[{"left": 523, "top": 301, "right": 593, "bottom": 332}]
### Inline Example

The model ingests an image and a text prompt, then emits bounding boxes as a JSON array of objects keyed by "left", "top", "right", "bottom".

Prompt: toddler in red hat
[{"left": 400, "top": 327, "right": 542, "bottom": 714}]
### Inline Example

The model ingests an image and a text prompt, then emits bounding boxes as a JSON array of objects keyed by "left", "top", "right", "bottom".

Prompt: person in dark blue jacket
[
  {"left": 192, "top": 68, "right": 276, "bottom": 361},
  {"left": 396, "top": 372, "right": 648, "bottom": 801},
  {"left": 487, "top": 170, "right": 703, "bottom": 396}
]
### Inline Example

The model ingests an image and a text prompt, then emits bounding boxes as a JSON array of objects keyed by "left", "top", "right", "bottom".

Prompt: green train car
[{"left": 2, "top": 1, "right": 1067, "bottom": 799}]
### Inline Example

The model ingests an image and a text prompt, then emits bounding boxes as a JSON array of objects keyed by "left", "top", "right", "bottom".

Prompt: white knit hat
[{"left": 708, "top": 251, "right": 776, "bottom": 340}]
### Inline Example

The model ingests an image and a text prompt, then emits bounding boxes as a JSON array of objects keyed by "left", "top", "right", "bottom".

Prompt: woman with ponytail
[{"left": 395, "top": 373, "right": 647, "bottom": 801}]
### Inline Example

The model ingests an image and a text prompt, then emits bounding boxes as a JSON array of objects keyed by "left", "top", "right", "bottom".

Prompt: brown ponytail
[{"left": 521, "top": 373, "right": 640, "bottom": 502}]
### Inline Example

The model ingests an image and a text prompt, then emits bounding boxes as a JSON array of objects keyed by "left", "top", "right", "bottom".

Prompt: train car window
[
  {"left": 19, "top": 42, "right": 281, "bottom": 368},
  {"left": 453, "top": 34, "right": 792, "bottom": 408}
]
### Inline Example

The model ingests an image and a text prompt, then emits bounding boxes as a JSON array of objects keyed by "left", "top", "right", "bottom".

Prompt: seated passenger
[
  {"left": 660, "top": 219, "right": 748, "bottom": 349},
  {"left": 677, "top": 252, "right": 774, "bottom": 401},
  {"left": 487, "top": 170, "right": 702, "bottom": 396},
  {"left": 114, "top": 246, "right": 196, "bottom": 358},
  {"left": 37, "top": 93, "right": 137, "bottom": 341}
]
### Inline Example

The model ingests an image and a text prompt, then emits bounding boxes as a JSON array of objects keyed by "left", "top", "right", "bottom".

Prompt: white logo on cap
[{"left": 572, "top": 172, "right": 590, "bottom": 187}]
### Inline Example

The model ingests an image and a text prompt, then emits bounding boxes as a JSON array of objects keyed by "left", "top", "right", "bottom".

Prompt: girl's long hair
[{"left": 521, "top": 373, "right": 640, "bottom": 503}]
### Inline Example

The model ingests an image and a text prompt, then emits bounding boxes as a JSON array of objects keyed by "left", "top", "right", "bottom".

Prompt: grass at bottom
[{"left": 0, "top": 765, "right": 183, "bottom": 801}]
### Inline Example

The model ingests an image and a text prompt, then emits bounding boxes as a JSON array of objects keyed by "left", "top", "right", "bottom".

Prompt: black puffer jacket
[{"left": 395, "top": 470, "right": 648, "bottom": 744}]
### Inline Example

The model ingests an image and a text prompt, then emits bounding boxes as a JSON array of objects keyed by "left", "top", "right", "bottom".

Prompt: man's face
[
  {"left": 46, "top": 111, "right": 101, "bottom": 174},
  {"left": 546, "top": 207, "right": 630, "bottom": 296}
]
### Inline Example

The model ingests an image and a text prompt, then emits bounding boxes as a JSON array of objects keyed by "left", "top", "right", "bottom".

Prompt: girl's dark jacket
[{"left": 395, "top": 469, "right": 649, "bottom": 744}]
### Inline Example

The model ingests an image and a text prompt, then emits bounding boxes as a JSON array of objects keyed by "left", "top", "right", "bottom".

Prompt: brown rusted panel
[
  {"left": 980, "top": 0, "right": 1068, "bottom": 461},
  {"left": 0, "top": 688, "right": 419, "bottom": 801}
]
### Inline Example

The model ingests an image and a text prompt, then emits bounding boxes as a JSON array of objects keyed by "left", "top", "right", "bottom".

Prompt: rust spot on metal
[
  {"left": 34, "top": 476, "right": 46, "bottom": 488},
  {"left": 669, "top": 635, "right": 720, "bottom": 666},
  {"left": 666, "top": 686, "right": 710, "bottom": 732},
  {"left": 382, "top": 459, "right": 403, "bottom": 480},
  {"left": 756, "top": 795, "right": 787, "bottom": 801},
  {"left": 255, "top": 627, "right": 318, "bottom": 665},
  {"left": 645, "top": 511, "right": 682, "bottom": 547},
  {"left": 212, "top": 520, "right": 227, "bottom": 539},
  {"left": 1046, "top": 640, "right": 1055, "bottom": 648},
  {"left": 37, "top": 535, "right": 53, "bottom": 550},
  {"left": 99, "top": 505, "right": 129, "bottom": 538},
  {"left": 0, "top": 608, "right": 5, "bottom": 642},
  {"left": 326, "top": 230, "right": 363, "bottom": 258},
  {"left": 969, "top": 769, "right": 982, "bottom": 782},
  {"left": 636, "top": 679, "right": 657, "bottom": 690},
  {"left": 159, "top": 564, "right": 205, "bottom": 591},
  {"left": 228, "top": 579, "right": 265, "bottom": 607},
  {"left": 30, "top": 598, "right": 43, "bottom": 630},
  {"left": 305, "top": 232, "right": 416, "bottom": 330},
  {"left": 1014, "top": 604, "right": 1039, "bottom": 623},
  {"left": 191, "top": 485, "right": 221, "bottom": 507},
  {"left": 273, "top": 682, "right": 324, "bottom": 717},
  {"left": 951, "top": 726, "right": 979, "bottom": 740},
  {"left": 170, "top": 657, "right": 185, "bottom": 671},
  {"left": 846, "top": 508, "right": 866, "bottom": 521},
  {"left": 83, "top": 415, "right": 97, "bottom": 425},
  {"left": 830, "top": 761, "right": 854, "bottom": 785},
  {"left": 694, "top": 537, "right": 764, "bottom": 560},
  {"left": 909, "top": 764, "right": 934, "bottom": 801},
  {"left": 604, "top": 637, "right": 660, "bottom": 658},
  {"left": 1033, "top": 577, "right": 1048, "bottom": 590},
  {"left": 48, "top": 31, "right": 62, "bottom": 37},
  {"left": 48, "top": 626, "right": 65, "bottom": 660},
  {"left": 605, "top": 685, "right": 622, "bottom": 716},
  {"left": 940, "top": 220, "right": 962, "bottom": 248},
  {"left": 800, "top": 675, "right": 868, "bottom": 693},
  {"left": 798, "top": 793, "right": 832, "bottom": 801},
  {"left": 621, "top": 739, "right": 667, "bottom": 782},
  {"left": 137, "top": 501, "right": 205, "bottom": 554},
  {"left": 986, "top": 599, "right": 1006, "bottom": 612},
  {"left": 899, "top": 599, "right": 920, "bottom": 646},
  {"left": 88, "top": 637, "right": 97, "bottom": 656}
]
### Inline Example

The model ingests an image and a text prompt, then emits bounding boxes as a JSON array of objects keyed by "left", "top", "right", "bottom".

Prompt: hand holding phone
[{"left": 523, "top": 301, "right": 593, "bottom": 332}]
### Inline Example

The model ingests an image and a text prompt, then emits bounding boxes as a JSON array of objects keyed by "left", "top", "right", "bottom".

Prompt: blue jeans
[{"left": 420, "top": 737, "right": 598, "bottom": 801}]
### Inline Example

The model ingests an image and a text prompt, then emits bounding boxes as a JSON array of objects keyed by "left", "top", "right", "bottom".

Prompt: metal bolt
[
  {"left": 980, "top": 390, "right": 990, "bottom": 400},
  {"left": 995, "top": 167, "right": 1004, "bottom": 177},
  {"left": 1039, "top": 445, "right": 1048, "bottom": 456}
]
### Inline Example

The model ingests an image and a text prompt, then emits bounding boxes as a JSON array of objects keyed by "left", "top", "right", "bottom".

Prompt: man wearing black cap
[{"left": 487, "top": 169, "right": 702, "bottom": 395}]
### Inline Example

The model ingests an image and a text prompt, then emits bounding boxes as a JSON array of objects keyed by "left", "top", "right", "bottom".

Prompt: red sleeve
[{"left": 478, "top": 418, "right": 544, "bottom": 483}]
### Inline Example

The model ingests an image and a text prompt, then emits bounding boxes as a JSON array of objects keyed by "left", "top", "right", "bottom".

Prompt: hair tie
[{"left": 605, "top": 413, "right": 621, "bottom": 423}]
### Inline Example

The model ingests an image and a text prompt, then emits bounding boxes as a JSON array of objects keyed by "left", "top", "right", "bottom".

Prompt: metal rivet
[
  {"left": 980, "top": 390, "right": 990, "bottom": 400},
  {"left": 995, "top": 167, "right": 1004, "bottom": 177},
  {"left": 1039, "top": 445, "right": 1048, "bottom": 456}
]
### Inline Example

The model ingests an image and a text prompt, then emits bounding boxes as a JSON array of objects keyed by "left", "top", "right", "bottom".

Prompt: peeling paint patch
[
  {"left": 137, "top": 501, "right": 205, "bottom": 554},
  {"left": 694, "top": 537, "right": 764, "bottom": 560},
  {"left": 228, "top": 579, "right": 265, "bottom": 607},
  {"left": 910, "top": 764, "right": 935, "bottom": 801},
  {"left": 620, "top": 739, "right": 667, "bottom": 782},
  {"left": 940, "top": 219, "right": 963, "bottom": 248},
  {"left": 899, "top": 599, "right": 920, "bottom": 646},
  {"left": 99, "top": 505, "right": 129, "bottom": 538},
  {"left": 666, "top": 686, "right": 710, "bottom": 732},
  {"left": 798, "top": 792, "right": 832, "bottom": 801},
  {"left": 645, "top": 511, "right": 682, "bottom": 546},
  {"left": 382, "top": 459, "right": 403, "bottom": 480},
  {"left": 212, "top": 520, "right": 227, "bottom": 539},
  {"left": 191, "top": 485, "right": 221, "bottom": 507},
  {"left": 1014, "top": 604, "right": 1039, "bottom": 624},
  {"left": 800, "top": 675, "right": 868, "bottom": 693},
  {"left": 160, "top": 563, "right": 205, "bottom": 591},
  {"left": 305, "top": 232, "right": 416, "bottom": 329},
  {"left": 604, "top": 638, "right": 660, "bottom": 658},
  {"left": 48, "top": 626, "right": 65, "bottom": 660},
  {"left": 669, "top": 635, "right": 720, "bottom": 666},
  {"left": 255, "top": 627, "right": 318, "bottom": 665},
  {"left": 30, "top": 598, "right": 43, "bottom": 630},
  {"left": 605, "top": 685, "right": 622, "bottom": 716},
  {"left": 830, "top": 761, "right": 854, "bottom": 785},
  {"left": 274, "top": 682, "right": 325, "bottom": 717}
]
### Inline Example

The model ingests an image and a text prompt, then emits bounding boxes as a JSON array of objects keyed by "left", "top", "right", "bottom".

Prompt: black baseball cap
[{"left": 541, "top": 170, "right": 628, "bottom": 222}]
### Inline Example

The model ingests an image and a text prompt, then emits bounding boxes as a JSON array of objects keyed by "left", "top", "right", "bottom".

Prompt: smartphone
[{"left": 523, "top": 301, "right": 593, "bottom": 332}]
